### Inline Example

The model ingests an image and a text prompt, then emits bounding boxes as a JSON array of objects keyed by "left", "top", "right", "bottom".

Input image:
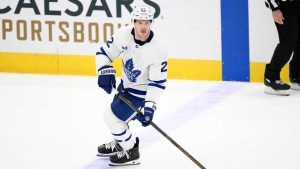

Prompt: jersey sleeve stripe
[
  {"left": 265, "top": 0, "right": 279, "bottom": 10},
  {"left": 96, "top": 47, "right": 113, "bottom": 62}
]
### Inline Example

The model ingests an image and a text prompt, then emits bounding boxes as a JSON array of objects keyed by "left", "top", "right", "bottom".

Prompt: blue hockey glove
[
  {"left": 97, "top": 65, "right": 116, "bottom": 94},
  {"left": 137, "top": 101, "right": 156, "bottom": 127}
]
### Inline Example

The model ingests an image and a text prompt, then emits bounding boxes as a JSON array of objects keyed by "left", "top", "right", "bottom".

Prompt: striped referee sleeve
[{"left": 265, "top": 0, "right": 280, "bottom": 11}]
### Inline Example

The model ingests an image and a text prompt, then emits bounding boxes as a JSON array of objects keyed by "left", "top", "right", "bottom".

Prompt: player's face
[{"left": 134, "top": 20, "right": 152, "bottom": 40}]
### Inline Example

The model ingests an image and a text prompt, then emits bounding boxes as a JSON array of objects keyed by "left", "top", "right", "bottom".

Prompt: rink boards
[
  {"left": 0, "top": 52, "right": 222, "bottom": 80},
  {"left": 0, "top": 0, "right": 290, "bottom": 82}
]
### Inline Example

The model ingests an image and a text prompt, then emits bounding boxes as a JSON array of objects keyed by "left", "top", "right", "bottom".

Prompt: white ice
[{"left": 0, "top": 73, "right": 300, "bottom": 169}]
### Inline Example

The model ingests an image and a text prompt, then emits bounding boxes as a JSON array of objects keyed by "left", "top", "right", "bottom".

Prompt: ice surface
[{"left": 1, "top": 73, "right": 300, "bottom": 169}]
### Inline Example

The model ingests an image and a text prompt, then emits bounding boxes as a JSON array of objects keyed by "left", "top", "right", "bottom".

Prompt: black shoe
[
  {"left": 290, "top": 78, "right": 300, "bottom": 91},
  {"left": 264, "top": 78, "right": 290, "bottom": 96},
  {"left": 109, "top": 137, "right": 140, "bottom": 166},
  {"left": 97, "top": 140, "right": 123, "bottom": 157}
]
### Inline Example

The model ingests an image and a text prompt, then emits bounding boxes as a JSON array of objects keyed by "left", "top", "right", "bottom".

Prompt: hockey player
[{"left": 95, "top": 5, "right": 168, "bottom": 166}]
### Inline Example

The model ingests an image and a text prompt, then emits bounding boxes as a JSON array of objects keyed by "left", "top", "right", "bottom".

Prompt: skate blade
[
  {"left": 291, "top": 83, "right": 300, "bottom": 91},
  {"left": 96, "top": 152, "right": 116, "bottom": 157},
  {"left": 264, "top": 86, "right": 290, "bottom": 96},
  {"left": 109, "top": 160, "right": 140, "bottom": 166}
]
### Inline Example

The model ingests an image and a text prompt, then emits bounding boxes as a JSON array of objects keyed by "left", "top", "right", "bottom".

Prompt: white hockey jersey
[{"left": 95, "top": 25, "right": 168, "bottom": 103}]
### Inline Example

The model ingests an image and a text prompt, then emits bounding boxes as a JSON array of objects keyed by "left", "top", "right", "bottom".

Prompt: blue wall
[{"left": 221, "top": 0, "right": 250, "bottom": 81}]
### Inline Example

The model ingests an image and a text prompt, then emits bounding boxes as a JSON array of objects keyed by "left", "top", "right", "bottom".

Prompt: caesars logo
[{"left": 0, "top": 0, "right": 161, "bottom": 43}]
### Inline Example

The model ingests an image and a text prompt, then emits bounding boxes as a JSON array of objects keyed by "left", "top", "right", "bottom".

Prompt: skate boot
[
  {"left": 290, "top": 78, "right": 300, "bottom": 91},
  {"left": 264, "top": 78, "right": 290, "bottom": 96},
  {"left": 109, "top": 137, "right": 140, "bottom": 166},
  {"left": 97, "top": 140, "right": 123, "bottom": 157}
]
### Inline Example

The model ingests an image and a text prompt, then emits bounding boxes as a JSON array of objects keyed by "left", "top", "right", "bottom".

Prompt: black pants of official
[{"left": 265, "top": 1, "right": 300, "bottom": 81}]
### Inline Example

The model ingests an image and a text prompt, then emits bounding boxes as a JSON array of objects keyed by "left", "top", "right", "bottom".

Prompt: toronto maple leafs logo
[{"left": 123, "top": 58, "right": 141, "bottom": 82}]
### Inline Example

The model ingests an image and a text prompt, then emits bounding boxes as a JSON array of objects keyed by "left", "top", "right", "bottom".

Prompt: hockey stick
[{"left": 112, "top": 88, "right": 206, "bottom": 169}]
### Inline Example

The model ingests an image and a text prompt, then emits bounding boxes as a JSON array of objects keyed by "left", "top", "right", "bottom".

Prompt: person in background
[{"left": 264, "top": 0, "right": 300, "bottom": 96}]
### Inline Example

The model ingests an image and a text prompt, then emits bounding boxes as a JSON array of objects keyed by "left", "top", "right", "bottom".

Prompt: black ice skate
[
  {"left": 290, "top": 78, "right": 300, "bottom": 91},
  {"left": 264, "top": 78, "right": 290, "bottom": 96},
  {"left": 109, "top": 137, "right": 140, "bottom": 166},
  {"left": 97, "top": 140, "right": 123, "bottom": 157}
]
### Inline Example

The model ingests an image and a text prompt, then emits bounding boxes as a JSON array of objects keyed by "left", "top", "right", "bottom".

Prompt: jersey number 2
[{"left": 161, "top": 61, "right": 168, "bottom": 72}]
